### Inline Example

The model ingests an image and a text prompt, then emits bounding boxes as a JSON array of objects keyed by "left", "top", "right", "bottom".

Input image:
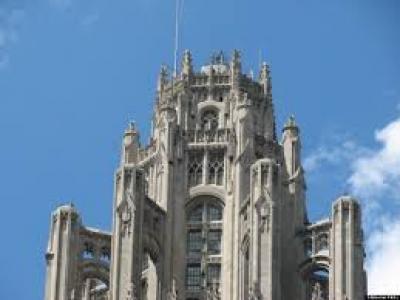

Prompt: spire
[{"left": 181, "top": 49, "right": 193, "bottom": 79}]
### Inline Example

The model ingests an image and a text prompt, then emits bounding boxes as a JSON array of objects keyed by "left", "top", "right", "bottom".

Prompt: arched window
[
  {"left": 201, "top": 110, "right": 219, "bottom": 131},
  {"left": 186, "top": 197, "right": 223, "bottom": 293}
]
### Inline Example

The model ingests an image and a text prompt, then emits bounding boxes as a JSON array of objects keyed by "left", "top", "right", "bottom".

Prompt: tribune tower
[{"left": 44, "top": 50, "right": 367, "bottom": 300}]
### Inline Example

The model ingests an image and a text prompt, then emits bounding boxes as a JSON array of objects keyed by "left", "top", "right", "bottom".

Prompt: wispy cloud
[
  {"left": 303, "top": 139, "right": 365, "bottom": 173},
  {"left": 0, "top": 2, "right": 25, "bottom": 69}
]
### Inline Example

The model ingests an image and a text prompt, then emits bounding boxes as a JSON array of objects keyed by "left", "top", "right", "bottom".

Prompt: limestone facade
[{"left": 44, "top": 50, "right": 367, "bottom": 300}]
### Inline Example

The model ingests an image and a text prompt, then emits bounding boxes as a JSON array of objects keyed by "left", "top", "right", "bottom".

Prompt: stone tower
[{"left": 44, "top": 50, "right": 367, "bottom": 300}]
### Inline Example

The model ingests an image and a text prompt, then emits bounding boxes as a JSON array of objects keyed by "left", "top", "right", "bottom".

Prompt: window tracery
[
  {"left": 188, "top": 151, "right": 204, "bottom": 187},
  {"left": 207, "top": 151, "right": 224, "bottom": 185}
]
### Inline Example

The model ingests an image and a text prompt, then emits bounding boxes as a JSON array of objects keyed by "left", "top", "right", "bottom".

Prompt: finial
[
  {"left": 157, "top": 65, "right": 169, "bottom": 92},
  {"left": 284, "top": 115, "right": 298, "bottom": 131}
]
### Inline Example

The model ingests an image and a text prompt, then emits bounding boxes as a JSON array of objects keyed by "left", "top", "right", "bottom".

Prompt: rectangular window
[
  {"left": 207, "top": 205, "right": 222, "bottom": 221},
  {"left": 207, "top": 230, "right": 222, "bottom": 254},
  {"left": 187, "top": 230, "right": 203, "bottom": 254},
  {"left": 207, "top": 264, "right": 221, "bottom": 286},
  {"left": 186, "top": 264, "right": 201, "bottom": 291}
]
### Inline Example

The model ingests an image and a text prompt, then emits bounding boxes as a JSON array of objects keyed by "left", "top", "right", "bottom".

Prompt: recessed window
[
  {"left": 201, "top": 110, "right": 218, "bottom": 131},
  {"left": 207, "top": 264, "right": 221, "bottom": 286},
  {"left": 186, "top": 264, "right": 201, "bottom": 291},
  {"left": 207, "top": 230, "right": 222, "bottom": 255},
  {"left": 188, "top": 230, "right": 203, "bottom": 254},
  {"left": 186, "top": 197, "right": 223, "bottom": 291}
]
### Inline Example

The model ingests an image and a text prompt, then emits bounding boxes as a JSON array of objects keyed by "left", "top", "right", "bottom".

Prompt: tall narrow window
[
  {"left": 188, "top": 151, "right": 204, "bottom": 187},
  {"left": 208, "top": 204, "right": 222, "bottom": 221},
  {"left": 207, "top": 264, "right": 221, "bottom": 286},
  {"left": 186, "top": 197, "right": 223, "bottom": 294},
  {"left": 187, "top": 230, "right": 203, "bottom": 254},
  {"left": 207, "top": 230, "right": 222, "bottom": 255},
  {"left": 207, "top": 151, "right": 224, "bottom": 185},
  {"left": 186, "top": 264, "right": 201, "bottom": 291}
]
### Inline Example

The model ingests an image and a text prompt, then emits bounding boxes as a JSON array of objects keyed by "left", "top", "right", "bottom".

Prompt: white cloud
[
  {"left": 348, "top": 117, "right": 400, "bottom": 203},
  {"left": 367, "top": 217, "right": 400, "bottom": 294}
]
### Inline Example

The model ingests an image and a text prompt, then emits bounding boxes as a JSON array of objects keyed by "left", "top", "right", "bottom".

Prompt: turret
[
  {"left": 330, "top": 196, "right": 366, "bottom": 300},
  {"left": 44, "top": 204, "right": 81, "bottom": 300},
  {"left": 121, "top": 122, "right": 140, "bottom": 165},
  {"left": 282, "top": 115, "right": 306, "bottom": 228},
  {"left": 249, "top": 159, "right": 282, "bottom": 300},
  {"left": 110, "top": 167, "right": 145, "bottom": 300},
  {"left": 157, "top": 65, "right": 169, "bottom": 94}
]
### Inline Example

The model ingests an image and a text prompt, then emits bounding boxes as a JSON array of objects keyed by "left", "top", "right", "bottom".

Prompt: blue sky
[{"left": 0, "top": 0, "right": 399, "bottom": 298}]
